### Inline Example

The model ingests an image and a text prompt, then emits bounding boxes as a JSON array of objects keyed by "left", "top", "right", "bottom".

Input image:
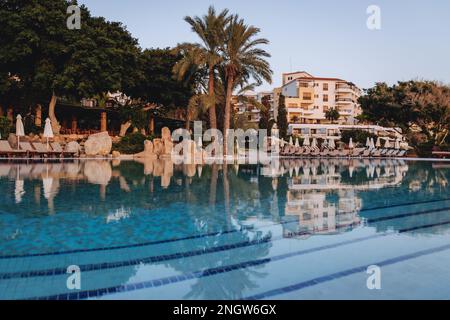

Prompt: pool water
[{"left": 1, "top": 159, "right": 450, "bottom": 300}]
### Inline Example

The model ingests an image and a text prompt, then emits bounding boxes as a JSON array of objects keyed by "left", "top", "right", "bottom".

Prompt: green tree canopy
[{"left": 359, "top": 80, "right": 450, "bottom": 146}]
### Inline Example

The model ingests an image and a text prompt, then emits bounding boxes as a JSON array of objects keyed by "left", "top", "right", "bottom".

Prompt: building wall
[{"left": 280, "top": 72, "right": 362, "bottom": 125}]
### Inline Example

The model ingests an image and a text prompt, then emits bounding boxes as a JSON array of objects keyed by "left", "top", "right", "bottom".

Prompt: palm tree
[
  {"left": 325, "top": 108, "right": 340, "bottom": 124},
  {"left": 221, "top": 15, "right": 272, "bottom": 155},
  {"left": 173, "top": 6, "right": 230, "bottom": 130}
]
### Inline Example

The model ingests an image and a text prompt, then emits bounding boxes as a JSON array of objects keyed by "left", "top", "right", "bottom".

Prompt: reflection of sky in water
[{"left": 1, "top": 159, "right": 450, "bottom": 300}]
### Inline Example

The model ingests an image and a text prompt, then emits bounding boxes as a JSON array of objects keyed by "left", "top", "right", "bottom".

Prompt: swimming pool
[{"left": 1, "top": 158, "right": 450, "bottom": 300}]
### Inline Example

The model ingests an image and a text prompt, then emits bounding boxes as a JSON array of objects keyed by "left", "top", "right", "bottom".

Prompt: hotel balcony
[
  {"left": 336, "top": 98, "right": 354, "bottom": 104},
  {"left": 336, "top": 86, "right": 354, "bottom": 94}
]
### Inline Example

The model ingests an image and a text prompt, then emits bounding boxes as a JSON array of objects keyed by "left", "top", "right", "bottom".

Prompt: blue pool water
[{"left": 1, "top": 159, "right": 450, "bottom": 300}]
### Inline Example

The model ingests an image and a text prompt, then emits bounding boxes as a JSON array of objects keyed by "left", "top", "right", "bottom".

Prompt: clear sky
[{"left": 79, "top": 0, "right": 450, "bottom": 91}]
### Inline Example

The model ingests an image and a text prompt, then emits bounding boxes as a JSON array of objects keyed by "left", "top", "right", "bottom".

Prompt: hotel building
[{"left": 280, "top": 71, "right": 362, "bottom": 125}]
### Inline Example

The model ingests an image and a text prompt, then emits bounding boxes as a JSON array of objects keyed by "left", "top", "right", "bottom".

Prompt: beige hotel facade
[{"left": 279, "top": 71, "right": 362, "bottom": 125}]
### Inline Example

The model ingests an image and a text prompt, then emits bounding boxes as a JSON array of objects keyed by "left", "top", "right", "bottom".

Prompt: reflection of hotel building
[
  {"left": 284, "top": 186, "right": 362, "bottom": 238},
  {"left": 280, "top": 71, "right": 362, "bottom": 125},
  {"left": 274, "top": 159, "right": 410, "bottom": 238}
]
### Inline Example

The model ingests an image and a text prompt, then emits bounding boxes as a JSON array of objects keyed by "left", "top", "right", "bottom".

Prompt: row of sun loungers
[
  {"left": 0, "top": 141, "right": 76, "bottom": 158},
  {"left": 280, "top": 146, "right": 407, "bottom": 158}
]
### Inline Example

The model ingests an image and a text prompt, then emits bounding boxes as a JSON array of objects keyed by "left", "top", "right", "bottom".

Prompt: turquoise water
[{"left": 1, "top": 159, "right": 450, "bottom": 300}]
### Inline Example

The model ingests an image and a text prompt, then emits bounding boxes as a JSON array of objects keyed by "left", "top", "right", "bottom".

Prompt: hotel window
[
  {"left": 323, "top": 83, "right": 329, "bottom": 91},
  {"left": 323, "top": 105, "right": 329, "bottom": 111},
  {"left": 303, "top": 92, "right": 312, "bottom": 100},
  {"left": 314, "top": 94, "right": 319, "bottom": 98},
  {"left": 323, "top": 94, "right": 329, "bottom": 102}
]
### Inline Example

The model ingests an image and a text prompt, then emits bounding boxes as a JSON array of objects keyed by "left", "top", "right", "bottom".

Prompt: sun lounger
[
  {"left": 19, "top": 142, "right": 38, "bottom": 157},
  {"left": 362, "top": 149, "right": 372, "bottom": 157},
  {"left": 311, "top": 148, "right": 320, "bottom": 157},
  {"left": 397, "top": 150, "right": 407, "bottom": 157},
  {"left": 320, "top": 149, "right": 329, "bottom": 157},
  {"left": 32, "top": 142, "right": 59, "bottom": 157},
  {"left": 0, "top": 141, "right": 27, "bottom": 158},
  {"left": 329, "top": 149, "right": 340, "bottom": 157},
  {"left": 372, "top": 149, "right": 382, "bottom": 157},
  {"left": 339, "top": 149, "right": 350, "bottom": 157},
  {"left": 385, "top": 150, "right": 396, "bottom": 157},
  {"left": 51, "top": 142, "right": 76, "bottom": 157},
  {"left": 285, "top": 147, "right": 296, "bottom": 157},
  {"left": 280, "top": 145, "right": 290, "bottom": 156},
  {"left": 389, "top": 150, "right": 400, "bottom": 157},
  {"left": 351, "top": 148, "right": 364, "bottom": 157},
  {"left": 295, "top": 147, "right": 304, "bottom": 157},
  {"left": 302, "top": 148, "right": 311, "bottom": 156}
]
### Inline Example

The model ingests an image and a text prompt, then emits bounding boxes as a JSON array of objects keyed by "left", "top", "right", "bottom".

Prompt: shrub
[
  {"left": 415, "top": 141, "right": 435, "bottom": 157},
  {"left": 112, "top": 132, "right": 154, "bottom": 154},
  {"left": 341, "top": 129, "right": 376, "bottom": 144},
  {"left": 0, "top": 116, "right": 12, "bottom": 139}
]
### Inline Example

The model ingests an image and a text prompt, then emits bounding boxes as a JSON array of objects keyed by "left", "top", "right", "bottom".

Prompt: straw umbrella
[
  {"left": 294, "top": 138, "right": 300, "bottom": 148},
  {"left": 311, "top": 138, "right": 318, "bottom": 149},
  {"left": 366, "top": 137, "right": 371, "bottom": 149},
  {"left": 43, "top": 118, "right": 54, "bottom": 150},
  {"left": 329, "top": 139, "right": 335, "bottom": 150},
  {"left": 349, "top": 138, "right": 354, "bottom": 149},
  {"left": 384, "top": 139, "right": 391, "bottom": 149},
  {"left": 370, "top": 138, "right": 376, "bottom": 150},
  {"left": 303, "top": 136, "right": 310, "bottom": 147},
  {"left": 16, "top": 115, "right": 25, "bottom": 150},
  {"left": 376, "top": 137, "right": 382, "bottom": 148},
  {"left": 289, "top": 136, "right": 294, "bottom": 146}
]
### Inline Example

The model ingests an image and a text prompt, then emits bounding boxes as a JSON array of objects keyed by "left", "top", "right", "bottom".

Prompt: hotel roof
[{"left": 283, "top": 76, "right": 349, "bottom": 88}]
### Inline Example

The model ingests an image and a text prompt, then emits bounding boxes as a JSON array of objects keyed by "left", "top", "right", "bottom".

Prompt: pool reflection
[{"left": 1, "top": 159, "right": 450, "bottom": 300}]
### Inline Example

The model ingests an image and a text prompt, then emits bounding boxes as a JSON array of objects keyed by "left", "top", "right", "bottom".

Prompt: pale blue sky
[{"left": 79, "top": 0, "right": 450, "bottom": 91}]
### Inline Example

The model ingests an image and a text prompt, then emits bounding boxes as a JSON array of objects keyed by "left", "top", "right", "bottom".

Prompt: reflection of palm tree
[
  {"left": 154, "top": 227, "right": 272, "bottom": 300},
  {"left": 223, "top": 164, "right": 231, "bottom": 228},
  {"left": 209, "top": 164, "right": 218, "bottom": 206}
]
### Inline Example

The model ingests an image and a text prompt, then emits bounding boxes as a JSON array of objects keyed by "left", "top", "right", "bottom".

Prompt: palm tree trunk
[
  {"left": 186, "top": 113, "right": 191, "bottom": 131},
  {"left": 208, "top": 67, "right": 217, "bottom": 130},
  {"left": 223, "top": 74, "right": 234, "bottom": 156},
  {"left": 48, "top": 93, "right": 60, "bottom": 134},
  {"left": 209, "top": 164, "right": 218, "bottom": 206}
]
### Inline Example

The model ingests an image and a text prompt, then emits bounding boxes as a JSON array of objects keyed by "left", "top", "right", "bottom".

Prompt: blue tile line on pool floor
[
  {"left": 24, "top": 219, "right": 450, "bottom": 300},
  {"left": 244, "top": 242, "right": 450, "bottom": 300},
  {"left": 360, "top": 197, "right": 450, "bottom": 212},
  {"left": 3, "top": 206, "right": 450, "bottom": 280},
  {"left": 2, "top": 196, "right": 450, "bottom": 260}
]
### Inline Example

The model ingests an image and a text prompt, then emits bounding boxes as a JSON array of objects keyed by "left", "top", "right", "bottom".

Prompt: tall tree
[
  {"left": 277, "top": 94, "right": 288, "bottom": 139},
  {"left": 0, "top": 0, "right": 142, "bottom": 134},
  {"left": 221, "top": 15, "right": 272, "bottom": 155},
  {"left": 258, "top": 95, "right": 271, "bottom": 129},
  {"left": 174, "top": 6, "right": 230, "bottom": 130},
  {"left": 325, "top": 108, "right": 340, "bottom": 124},
  {"left": 360, "top": 80, "right": 450, "bottom": 149}
]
